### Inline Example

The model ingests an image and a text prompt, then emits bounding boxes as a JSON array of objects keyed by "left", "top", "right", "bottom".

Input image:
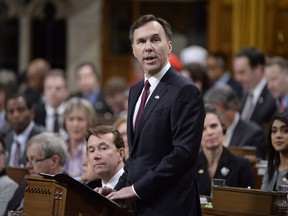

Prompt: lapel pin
[
  {"left": 221, "top": 167, "right": 230, "bottom": 176},
  {"left": 155, "top": 95, "right": 160, "bottom": 99},
  {"left": 198, "top": 169, "right": 204, "bottom": 174}
]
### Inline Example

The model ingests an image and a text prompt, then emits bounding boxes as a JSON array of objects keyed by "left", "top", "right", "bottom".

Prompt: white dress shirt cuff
[{"left": 132, "top": 185, "right": 140, "bottom": 199}]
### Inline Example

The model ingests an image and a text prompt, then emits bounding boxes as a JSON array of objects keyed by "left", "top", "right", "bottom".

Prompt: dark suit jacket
[
  {"left": 115, "top": 67, "right": 205, "bottom": 216},
  {"left": 226, "top": 76, "right": 243, "bottom": 97},
  {"left": 239, "top": 85, "right": 277, "bottom": 126},
  {"left": 197, "top": 147, "right": 255, "bottom": 196},
  {"left": 4, "top": 124, "right": 46, "bottom": 166},
  {"left": 229, "top": 118, "right": 267, "bottom": 159},
  {"left": 33, "top": 102, "right": 47, "bottom": 127}
]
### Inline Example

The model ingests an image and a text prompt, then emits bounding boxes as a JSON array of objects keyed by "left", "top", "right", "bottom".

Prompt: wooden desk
[
  {"left": 23, "top": 174, "right": 134, "bottom": 216},
  {"left": 202, "top": 186, "right": 288, "bottom": 216},
  {"left": 6, "top": 167, "right": 29, "bottom": 184}
]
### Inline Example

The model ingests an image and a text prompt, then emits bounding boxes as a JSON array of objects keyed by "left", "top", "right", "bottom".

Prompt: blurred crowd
[{"left": 1, "top": 44, "right": 288, "bottom": 213}]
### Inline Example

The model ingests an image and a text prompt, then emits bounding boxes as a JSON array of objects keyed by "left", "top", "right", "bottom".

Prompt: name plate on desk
[{"left": 212, "top": 186, "right": 285, "bottom": 216}]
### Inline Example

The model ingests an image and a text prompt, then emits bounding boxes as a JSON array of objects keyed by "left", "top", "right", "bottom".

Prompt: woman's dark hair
[
  {"left": 267, "top": 112, "right": 288, "bottom": 182},
  {"left": 204, "top": 103, "right": 226, "bottom": 134}
]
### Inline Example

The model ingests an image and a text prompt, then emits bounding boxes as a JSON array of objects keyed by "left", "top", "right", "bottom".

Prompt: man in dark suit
[
  {"left": 70, "top": 62, "right": 112, "bottom": 119},
  {"left": 33, "top": 69, "right": 69, "bottom": 138},
  {"left": 233, "top": 47, "right": 277, "bottom": 127},
  {"left": 99, "top": 15, "right": 205, "bottom": 216},
  {"left": 204, "top": 85, "right": 267, "bottom": 159},
  {"left": 4, "top": 93, "right": 46, "bottom": 167}
]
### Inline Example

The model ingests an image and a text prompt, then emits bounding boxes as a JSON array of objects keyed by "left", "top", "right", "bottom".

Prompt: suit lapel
[
  {"left": 134, "top": 81, "right": 168, "bottom": 138},
  {"left": 130, "top": 69, "right": 175, "bottom": 153}
]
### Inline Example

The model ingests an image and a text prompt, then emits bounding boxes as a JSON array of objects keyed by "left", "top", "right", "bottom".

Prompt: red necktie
[{"left": 135, "top": 80, "right": 151, "bottom": 130}]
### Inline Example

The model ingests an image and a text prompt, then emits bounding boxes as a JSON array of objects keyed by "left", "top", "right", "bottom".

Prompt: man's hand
[
  {"left": 94, "top": 186, "right": 114, "bottom": 196},
  {"left": 106, "top": 186, "right": 138, "bottom": 208}
]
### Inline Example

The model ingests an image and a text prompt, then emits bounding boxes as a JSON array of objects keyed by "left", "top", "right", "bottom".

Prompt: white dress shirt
[
  {"left": 133, "top": 62, "right": 171, "bottom": 129},
  {"left": 102, "top": 168, "right": 124, "bottom": 189},
  {"left": 9, "top": 121, "right": 35, "bottom": 167}
]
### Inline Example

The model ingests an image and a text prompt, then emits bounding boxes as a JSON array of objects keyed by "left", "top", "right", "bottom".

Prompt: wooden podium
[
  {"left": 23, "top": 174, "right": 134, "bottom": 216},
  {"left": 202, "top": 186, "right": 288, "bottom": 216}
]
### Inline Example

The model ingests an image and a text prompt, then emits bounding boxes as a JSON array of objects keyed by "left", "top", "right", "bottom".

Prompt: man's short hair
[
  {"left": 5, "top": 93, "right": 33, "bottom": 111},
  {"left": 74, "top": 62, "right": 101, "bottom": 81},
  {"left": 235, "top": 47, "right": 266, "bottom": 69},
  {"left": 129, "top": 14, "right": 172, "bottom": 43},
  {"left": 86, "top": 125, "right": 124, "bottom": 150},
  {"left": 204, "top": 85, "right": 240, "bottom": 110},
  {"left": 27, "top": 132, "right": 67, "bottom": 166},
  {"left": 265, "top": 56, "right": 288, "bottom": 73}
]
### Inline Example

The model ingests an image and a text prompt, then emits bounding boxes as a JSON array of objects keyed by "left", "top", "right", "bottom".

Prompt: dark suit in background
[
  {"left": 239, "top": 85, "right": 277, "bottom": 127},
  {"left": 229, "top": 119, "right": 267, "bottom": 159},
  {"left": 197, "top": 147, "right": 255, "bottom": 196}
]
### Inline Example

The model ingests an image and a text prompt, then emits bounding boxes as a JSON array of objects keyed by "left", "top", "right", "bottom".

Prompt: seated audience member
[
  {"left": 34, "top": 69, "right": 69, "bottom": 139},
  {"left": 264, "top": 56, "right": 288, "bottom": 113},
  {"left": 21, "top": 58, "right": 50, "bottom": 105},
  {"left": 70, "top": 62, "right": 111, "bottom": 115},
  {"left": 180, "top": 45, "right": 208, "bottom": 66},
  {"left": 0, "top": 69, "right": 18, "bottom": 137},
  {"left": 204, "top": 85, "right": 267, "bottom": 159},
  {"left": 81, "top": 155, "right": 101, "bottom": 189},
  {"left": 261, "top": 112, "right": 288, "bottom": 191},
  {"left": 180, "top": 63, "right": 211, "bottom": 95},
  {"left": 4, "top": 93, "right": 46, "bottom": 167},
  {"left": 4, "top": 132, "right": 67, "bottom": 214},
  {"left": 103, "top": 76, "right": 128, "bottom": 120},
  {"left": 113, "top": 116, "right": 129, "bottom": 159},
  {"left": 63, "top": 97, "right": 97, "bottom": 181},
  {"left": 197, "top": 105, "right": 255, "bottom": 196},
  {"left": 206, "top": 52, "right": 243, "bottom": 97},
  {"left": 86, "top": 125, "right": 125, "bottom": 189},
  {"left": 0, "top": 82, "right": 11, "bottom": 137},
  {"left": 233, "top": 47, "right": 277, "bottom": 126},
  {"left": 0, "top": 137, "right": 18, "bottom": 215}
]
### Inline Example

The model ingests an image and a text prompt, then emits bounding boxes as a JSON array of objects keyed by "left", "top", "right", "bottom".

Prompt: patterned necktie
[
  {"left": 135, "top": 80, "right": 151, "bottom": 130},
  {"left": 14, "top": 140, "right": 21, "bottom": 166},
  {"left": 242, "top": 92, "right": 254, "bottom": 120}
]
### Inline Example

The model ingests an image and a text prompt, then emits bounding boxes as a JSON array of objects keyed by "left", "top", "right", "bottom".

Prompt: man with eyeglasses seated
[{"left": 4, "top": 132, "right": 67, "bottom": 214}]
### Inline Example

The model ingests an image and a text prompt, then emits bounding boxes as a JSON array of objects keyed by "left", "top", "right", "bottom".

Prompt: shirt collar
[
  {"left": 46, "top": 103, "right": 66, "bottom": 116},
  {"left": 215, "top": 72, "right": 231, "bottom": 86},
  {"left": 145, "top": 62, "right": 171, "bottom": 87},
  {"left": 14, "top": 121, "right": 35, "bottom": 145},
  {"left": 224, "top": 112, "right": 239, "bottom": 147},
  {"left": 102, "top": 167, "right": 124, "bottom": 189},
  {"left": 250, "top": 78, "right": 266, "bottom": 104}
]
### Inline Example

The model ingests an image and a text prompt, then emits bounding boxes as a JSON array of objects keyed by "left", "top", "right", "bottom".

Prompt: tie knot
[{"left": 144, "top": 80, "right": 150, "bottom": 90}]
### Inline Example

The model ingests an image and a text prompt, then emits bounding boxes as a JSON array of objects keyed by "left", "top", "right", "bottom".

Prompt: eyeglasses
[{"left": 26, "top": 156, "right": 52, "bottom": 164}]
